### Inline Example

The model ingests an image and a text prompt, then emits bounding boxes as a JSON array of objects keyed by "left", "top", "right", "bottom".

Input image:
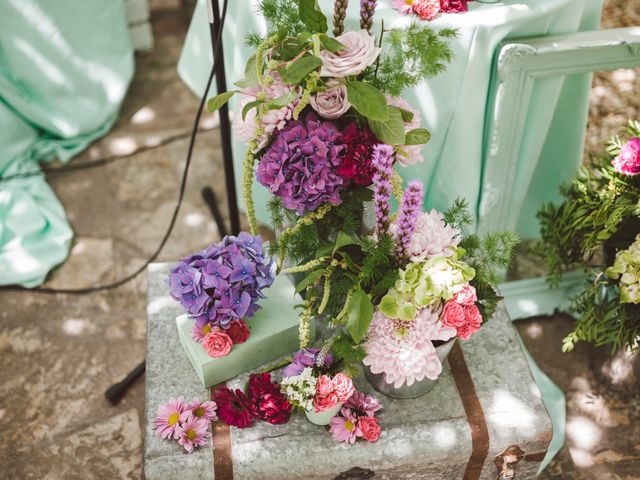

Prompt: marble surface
[{"left": 145, "top": 262, "right": 551, "bottom": 479}]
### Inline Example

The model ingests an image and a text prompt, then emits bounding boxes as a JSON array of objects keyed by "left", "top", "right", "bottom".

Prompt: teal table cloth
[
  {"left": 177, "top": 0, "right": 602, "bottom": 238},
  {"left": 0, "top": 0, "right": 133, "bottom": 287}
]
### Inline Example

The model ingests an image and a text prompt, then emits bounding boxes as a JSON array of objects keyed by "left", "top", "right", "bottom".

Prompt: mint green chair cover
[{"left": 0, "top": 0, "right": 133, "bottom": 287}]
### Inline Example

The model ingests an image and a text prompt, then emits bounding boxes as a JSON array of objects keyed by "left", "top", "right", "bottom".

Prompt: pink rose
[
  {"left": 358, "top": 416, "right": 381, "bottom": 442},
  {"left": 613, "top": 137, "right": 640, "bottom": 176},
  {"left": 332, "top": 373, "right": 355, "bottom": 402},
  {"left": 202, "top": 329, "right": 233, "bottom": 358},
  {"left": 457, "top": 304, "right": 483, "bottom": 341},
  {"left": 316, "top": 375, "right": 334, "bottom": 396},
  {"left": 453, "top": 284, "right": 478, "bottom": 306},
  {"left": 313, "top": 393, "right": 339, "bottom": 413},
  {"left": 441, "top": 300, "right": 466, "bottom": 328},
  {"left": 413, "top": 0, "right": 440, "bottom": 20},
  {"left": 319, "top": 30, "right": 381, "bottom": 77},
  {"left": 309, "top": 80, "right": 351, "bottom": 120}
]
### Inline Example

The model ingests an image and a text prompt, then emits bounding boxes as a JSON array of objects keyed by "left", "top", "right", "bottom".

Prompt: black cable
[{"left": 2, "top": 0, "right": 229, "bottom": 295}]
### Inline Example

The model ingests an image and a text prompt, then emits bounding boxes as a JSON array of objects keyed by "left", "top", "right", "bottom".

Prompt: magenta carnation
[
  {"left": 612, "top": 137, "right": 640, "bottom": 176},
  {"left": 439, "top": 0, "right": 469, "bottom": 13},
  {"left": 336, "top": 122, "right": 380, "bottom": 186},
  {"left": 257, "top": 113, "right": 346, "bottom": 215},
  {"left": 247, "top": 373, "right": 292, "bottom": 425}
]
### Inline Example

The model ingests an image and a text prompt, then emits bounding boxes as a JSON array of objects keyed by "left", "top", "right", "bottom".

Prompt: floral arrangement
[
  {"left": 207, "top": 0, "right": 515, "bottom": 389},
  {"left": 153, "top": 396, "right": 217, "bottom": 453},
  {"left": 536, "top": 120, "right": 640, "bottom": 353},
  {"left": 392, "top": 0, "right": 474, "bottom": 21},
  {"left": 168, "top": 232, "right": 275, "bottom": 357}
]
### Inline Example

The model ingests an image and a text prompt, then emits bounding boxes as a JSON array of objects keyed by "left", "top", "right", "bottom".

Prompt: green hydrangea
[
  {"left": 606, "top": 234, "right": 640, "bottom": 304},
  {"left": 379, "top": 249, "right": 475, "bottom": 321}
]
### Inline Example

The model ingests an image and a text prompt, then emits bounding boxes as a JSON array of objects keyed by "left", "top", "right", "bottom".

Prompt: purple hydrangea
[
  {"left": 168, "top": 232, "right": 275, "bottom": 329},
  {"left": 257, "top": 113, "right": 346, "bottom": 215},
  {"left": 282, "top": 348, "right": 334, "bottom": 377}
]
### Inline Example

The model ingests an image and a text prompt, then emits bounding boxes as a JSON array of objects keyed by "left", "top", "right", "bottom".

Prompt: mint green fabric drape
[
  {"left": 0, "top": 0, "right": 133, "bottom": 287},
  {"left": 177, "top": 0, "right": 602, "bottom": 239}
]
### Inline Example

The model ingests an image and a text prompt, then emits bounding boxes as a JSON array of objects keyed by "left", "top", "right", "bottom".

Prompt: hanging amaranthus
[{"left": 333, "top": 0, "right": 349, "bottom": 36}]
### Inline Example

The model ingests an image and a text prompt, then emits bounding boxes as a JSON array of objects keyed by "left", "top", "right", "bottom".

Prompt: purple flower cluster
[
  {"left": 257, "top": 113, "right": 345, "bottom": 215},
  {"left": 360, "top": 0, "right": 377, "bottom": 31},
  {"left": 168, "top": 232, "right": 275, "bottom": 328},
  {"left": 396, "top": 180, "right": 424, "bottom": 260},
  {"left": 371, "top": 144, "right": 395, "bottom": 236},
  {"left": 282, "top": 348, "right": 334, "bottom": 377}
]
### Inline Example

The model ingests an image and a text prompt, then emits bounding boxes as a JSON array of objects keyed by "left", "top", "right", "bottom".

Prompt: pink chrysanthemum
[
  {"left": 329, "top": 408, "right": 363, "bottom": 444},
  {"left": 175, "top": 413, "right": 211, "bottom": 453},
  {"left": 391, "top": 0, "right": 415, "bottom": 15},
  {"left": 153, "top": 396, "right": 186, "bottom": 439},
  {"left": 185, "top": 399, "right": 218, "bottom": 422},
  {"left": 191, "top": 316, "right": 213, "bottom": 343},
  {"left": 404, "top": 209, "right": 460, "bottom": 261},
  {"left": 344, "top": 390, "right": 382, "bottom": 417},
  {"left": 363, "top": 309, "right": 456, "bottom": 388}
]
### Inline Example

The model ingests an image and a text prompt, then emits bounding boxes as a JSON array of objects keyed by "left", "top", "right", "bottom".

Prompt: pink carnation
[
  {"left": 454, "top": 284, "right": 477, "bottom": 306},
  {"left": 316, "top": 375, "right": 334, "bottom": 396},
  {"left": 612, "top": 137, "right": 640, "bottom": 176},
  {"left": 363, "top": 308, "right": 456, "bottom": 388},
  {"left": 332, "top": 373, "right": 355, "bottom": 403},
  {"left": 314, "top": 392, "right": 339, "bottom": 413},
  {"left": 414, "top": 0, "right": 440, "bottom": 20},
  {"left": 457, "top": 304, "right": 483, "bottom": 340}
]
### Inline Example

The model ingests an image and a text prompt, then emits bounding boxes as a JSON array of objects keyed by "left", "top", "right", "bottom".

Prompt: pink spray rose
[
  {"left": 413, "top": 0, "right": 440, "bottom": 20},
  {"left": 457, "top": 304, "right": 483, "bottom": 340},
  {"left": 332, "top": 373, "right": 355, "bottom": 402},
  {"left": 453, "top": 284, "right": 478, "bottom": 306},
  {"left": 612, "top": 137, "right": 640, "bottom": 176},
  {"left": 358, "top": 416, "right": 381, "bottom": 442},
  {"left": 320, "top": 30, "right": 381, "bottom": 77},
  {"left": 202, "top": 329, "right": 233, "bottom": 358},
  {"left": 309, "top": 80, "right": 351, "bottom": 120},
  {"left": 314, "top": 392, "right": 339, "bottom": 413},
  {"left": 441, "top": 300, "right": 466, "bottom": 329}
]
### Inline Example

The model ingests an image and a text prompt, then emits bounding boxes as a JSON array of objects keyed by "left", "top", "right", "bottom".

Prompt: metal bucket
[{"left": 363, "top": 338, "right": 457, "bottom": 399}]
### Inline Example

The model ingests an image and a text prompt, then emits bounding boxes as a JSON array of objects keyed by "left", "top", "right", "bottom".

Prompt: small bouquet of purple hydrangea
[{"left": 168, "top": 232, "right": 275, "bottom": 333}]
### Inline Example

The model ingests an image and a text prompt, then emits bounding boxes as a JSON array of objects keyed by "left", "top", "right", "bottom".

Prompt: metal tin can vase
[
  {"left": 363, "top": 338, "right": 457, "bottom": 399},
  {"left": 305, "top": 402, "right": 343, "bottom": 426}
]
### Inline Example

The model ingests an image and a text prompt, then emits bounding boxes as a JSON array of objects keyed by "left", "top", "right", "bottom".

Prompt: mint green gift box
[{"left": 176, "top": 275, "right": 311, "bottom": 388}]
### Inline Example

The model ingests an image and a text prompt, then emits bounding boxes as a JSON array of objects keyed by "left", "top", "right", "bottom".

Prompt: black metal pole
[{"left": 208, "top": 0, "right": 241, "bottom": 236}]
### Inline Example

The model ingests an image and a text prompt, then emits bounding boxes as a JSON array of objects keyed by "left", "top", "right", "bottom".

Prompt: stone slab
[{"left": 145, "top": 262, "right": 552, "bottom": 479}]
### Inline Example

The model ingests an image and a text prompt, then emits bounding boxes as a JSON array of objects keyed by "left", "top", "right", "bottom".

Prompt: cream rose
[{"left": 319, "top": 30, "right": 381, "bottom": 77}]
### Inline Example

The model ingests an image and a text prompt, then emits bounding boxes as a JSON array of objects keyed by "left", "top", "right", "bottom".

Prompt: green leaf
[
  {"left": 207, "top": 90, "right": 237, "bottom": 113},
  {"left": 368, "top": 106, "right": 406, "bottom": 145},
  {"left": 242, "top": 99, "right": 263, "bottom": 121},
  {"left": 404, "top": 128, "right": 431, "bottom": 146},
  {"left": 278, "top": 37, "right": 306, "bottom": 61},
  {"left": 297, "top": 0, "right": 327, "bottom": 33},
  {"left": 379, "top": 294, "right": 399, "bottom": 318},
  {"left": 319, "top": 34, "right": 345, "bottom": 52},
  {"left": 280, "top": 55, "right": 323, "bottom": 84},
  {"left": 397, "top": 107, "right": 414, "bottom": 123},
  {"left": 346, "top": 81, "right": 388, "bottom": 121},
  {"left": 346, "top": 287, "right": 374, "bottom": 343},
  {"left": 333, "top": 231, "right": 359, "bottom": 254},
  {"left": 267, "top": 90, "right": 298, "bottom": 109},
  {"left": 234, "top": 55, "right": 258, "bottom": 89},
  {"left": 350, "top": 187, "right": 374, "bottom": 202},
  {"left": 295, "top": 269, "right": 324, "bottom": 293},
  {"left": 315, "top": 243, "right": 334, "bottom": 258}
]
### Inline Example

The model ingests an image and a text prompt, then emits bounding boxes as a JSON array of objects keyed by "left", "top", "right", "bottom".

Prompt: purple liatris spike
[
  {"left": 333, "top": 0, "right": 349, "bottom": 36},
  {"left": 359, "top": 0, "right": 377, "bottom": 32},
  {"left": 371, "top": 144, "right": 395, "bottom": 237},
  {"left": 396, "top": 180, "right": 424, "bottom": 261}
]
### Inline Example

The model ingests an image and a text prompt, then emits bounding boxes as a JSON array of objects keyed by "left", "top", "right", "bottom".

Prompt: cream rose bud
[
  {"left": 309, "top": 81, "right": 351, "bottom": 119},
  {"left": 319, "top": 30, "right": 382, "bottom": 77}
]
